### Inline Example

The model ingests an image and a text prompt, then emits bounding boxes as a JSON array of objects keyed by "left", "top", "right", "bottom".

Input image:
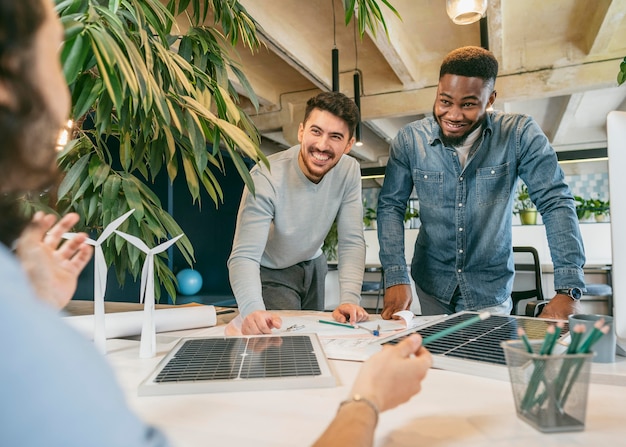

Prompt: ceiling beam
[
  {"left": 584, "top": 0, "right": 624, "bottom": 55},
  {"left": 237, "top": 0, "right": 333, "bottom": 92},
  {"left": 363, "top": 2, "right": 419, "bottom": 86},
  {"left": 485, "top": 0, "right": 503, "bottom": 61},
  {"left": 250, "top": 57, "right": 623, "bottom": 130}
]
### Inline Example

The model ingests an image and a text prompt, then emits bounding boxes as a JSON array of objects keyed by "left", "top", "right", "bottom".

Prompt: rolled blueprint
[{"left": 63, "top": 305, "right": 217, "bottom": 340}]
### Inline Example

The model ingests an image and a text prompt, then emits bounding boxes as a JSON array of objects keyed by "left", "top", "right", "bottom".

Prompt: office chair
[{"left": 511, "top": 246, "right": 544, "bottom": 316}]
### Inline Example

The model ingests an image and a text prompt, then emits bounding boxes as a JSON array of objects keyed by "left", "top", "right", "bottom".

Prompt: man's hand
[
  {"left": 241, "top": 310, "right": 282, "bottom": 335},
  {"left": 332, "top": 303, "right": 369, "bottom": 324},
  {"left": 381, "top": 284, "right": 412, "bottom": 320},
  {"left": 16, "top": 212, "right": 93, "bottom": 309},
  {"left": 537, "top": 293, "right": 580, "bottom": 320},
  {"left": 350, "top": 333, "right": 432, "bottom": 412}
]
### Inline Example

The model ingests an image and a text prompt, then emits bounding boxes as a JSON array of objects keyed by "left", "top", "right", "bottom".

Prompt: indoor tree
[{"left": 40, "top": 0, "right": 398, "bottom": 301}]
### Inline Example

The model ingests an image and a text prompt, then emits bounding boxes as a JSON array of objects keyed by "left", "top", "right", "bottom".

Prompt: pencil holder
[{"left": 501, "top": 340, "right": 593, "bottom": 433}]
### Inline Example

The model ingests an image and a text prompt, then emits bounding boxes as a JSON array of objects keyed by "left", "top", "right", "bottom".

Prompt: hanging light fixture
[
  {"left": 331, "top": 0, "right": 339, "bottom": 91},
  {"left": 353, "top": 71, "right": 362, "bottom": 146},
  {"left": 352, "top": 16, "right": 362, "bottom": 146},
  {"left": 446, "top": 0, "right": 487, "bottom": 25}
]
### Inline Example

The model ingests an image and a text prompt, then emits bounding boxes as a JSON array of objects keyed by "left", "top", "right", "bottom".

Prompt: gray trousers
[{"left": 260, "top": 254, "right": 327, "bottom": 311}]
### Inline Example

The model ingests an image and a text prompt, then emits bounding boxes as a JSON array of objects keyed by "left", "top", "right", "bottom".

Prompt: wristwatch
[{"left": 555, "top": 287, "right": 583, "bottom": 301}]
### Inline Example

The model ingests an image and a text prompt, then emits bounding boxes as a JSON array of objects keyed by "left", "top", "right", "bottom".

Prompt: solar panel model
[
  {"left": 139, "top": 333, "right": 336, "bottom": 396},
  {"left": 382, "top": 312, "right": 568, "bottom": 380}
]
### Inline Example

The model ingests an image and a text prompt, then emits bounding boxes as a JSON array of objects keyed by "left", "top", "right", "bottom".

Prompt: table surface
[{"left": 82, "top": 307, "right": 626, "bottom": 447}]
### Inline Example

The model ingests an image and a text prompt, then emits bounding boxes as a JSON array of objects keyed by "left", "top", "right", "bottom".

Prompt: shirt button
[
  {"left": 459, "top": 249, "right": 464, "bottom": 253},
  {"left": 423, "top": 175, "right": 428, "bottom": 179},
  {"left": 457, "top": 269, "right": 462, "bottom": 273},
  {"left": 459, "top": 227, "right": 463, "bottom": 232},
  {"left": 459, "top": 176, "right": 463, "bottom": 181},
  {"left": 458, "top": 203, "right": 463, "bottom": 207},
  {"left": 491, "top": 170, "right": 495, "bottom": 174}
]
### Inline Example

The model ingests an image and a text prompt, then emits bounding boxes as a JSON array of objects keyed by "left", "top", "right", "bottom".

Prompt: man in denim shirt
[{"left": 377, "top": 46, "right": 585, "bottom": 321}]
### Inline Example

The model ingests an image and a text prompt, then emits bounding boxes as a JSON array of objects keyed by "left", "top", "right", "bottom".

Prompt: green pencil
[
  {"left": 422, "top": 312, "right": 491, "bottom": 345},
  {"left": 577, "top": 319, "right": 606, "bottom": 353},
  {"left": 517, "top": 327, "right": 534, "bottom": 353},
  {"left": 318, "top": 319, "right": 356, "bottom": 329},
  {"left": 566, "top": 324, "right": 585, "bottom": 354}
]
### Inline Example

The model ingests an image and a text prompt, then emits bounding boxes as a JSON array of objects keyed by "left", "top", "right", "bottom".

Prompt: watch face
[{"left": 571, "top": 287, "right": 583, "bottom": 300}]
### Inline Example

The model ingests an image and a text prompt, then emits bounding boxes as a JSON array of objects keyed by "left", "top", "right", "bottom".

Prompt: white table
[{"left": 102, "top": 313, "right": 626, "bottom": 447}]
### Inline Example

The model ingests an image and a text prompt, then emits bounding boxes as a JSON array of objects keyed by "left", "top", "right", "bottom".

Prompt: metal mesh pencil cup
[{"left": 501, "top": 340, "right": 593, "bottom": 433}]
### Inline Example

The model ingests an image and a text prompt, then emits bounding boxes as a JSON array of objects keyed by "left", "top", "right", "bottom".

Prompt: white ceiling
[{"left": 224, "top": 0, "right": 626, "bottom": 168}]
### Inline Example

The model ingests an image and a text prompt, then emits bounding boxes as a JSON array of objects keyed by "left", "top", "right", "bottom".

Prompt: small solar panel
[
  {"left": 139, "top": 334, "right": 336, "bottom": 396},
  {"left": 383, "top": 312, "right": 568, "bottom": 380}
]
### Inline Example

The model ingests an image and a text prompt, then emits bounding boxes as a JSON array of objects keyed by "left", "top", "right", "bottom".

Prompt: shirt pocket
[
  {"left": 414, "top": 169, "right": 443, "bottom": 205},
  {"left": 476, "top": 163, "right": 510, "bottom": 206}
]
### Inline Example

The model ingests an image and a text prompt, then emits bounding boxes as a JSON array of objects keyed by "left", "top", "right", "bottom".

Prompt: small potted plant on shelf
[
  {"left": 574, "top": 196, "right": 593, "bottom": 221},
  {"left": 590, "top": 198, "right": 610, "bottom": 222},
  {"left": 514, "top": 183, "right": 537, "bottom": 225}
]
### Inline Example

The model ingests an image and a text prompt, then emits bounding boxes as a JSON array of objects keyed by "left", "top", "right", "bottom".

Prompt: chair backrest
[{"left": 511, "top": 246, "right": 544, "bottom": 315}]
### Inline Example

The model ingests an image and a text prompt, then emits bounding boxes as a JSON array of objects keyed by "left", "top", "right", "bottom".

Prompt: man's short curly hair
[
  {"left": 303, "top": 91, "right": 360, "bottom": 139},
  {"left": 439, "top": 46, "right": 498, "bottom": 87}
]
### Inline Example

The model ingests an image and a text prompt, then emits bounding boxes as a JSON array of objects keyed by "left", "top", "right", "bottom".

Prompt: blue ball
[{"left": 176, "top": 269, "right": 203, "bottom": 296}]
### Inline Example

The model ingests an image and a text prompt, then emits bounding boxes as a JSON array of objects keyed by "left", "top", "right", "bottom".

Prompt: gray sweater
[{"left": 228, "top": 145, "right": 366, "bottom": 317}]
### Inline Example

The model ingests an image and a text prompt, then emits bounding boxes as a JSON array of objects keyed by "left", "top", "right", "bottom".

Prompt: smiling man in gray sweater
[{"left": 228, "top": 91, "right": 368, "bottom": 335}]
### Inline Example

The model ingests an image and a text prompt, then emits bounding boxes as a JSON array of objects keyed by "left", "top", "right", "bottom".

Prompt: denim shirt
[{"left": 377, "top": 112, "right": 586, "bottom": 309}]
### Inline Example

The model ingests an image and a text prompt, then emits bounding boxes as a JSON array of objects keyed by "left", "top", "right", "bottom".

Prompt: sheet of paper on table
[{"left": 277, "top": 312, "right": 446, "bottom": 361}]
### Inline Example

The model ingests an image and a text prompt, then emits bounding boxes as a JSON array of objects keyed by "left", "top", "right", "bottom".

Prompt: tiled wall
[{"left": 566, "top": 172, "right": 610, "bottom": 201}]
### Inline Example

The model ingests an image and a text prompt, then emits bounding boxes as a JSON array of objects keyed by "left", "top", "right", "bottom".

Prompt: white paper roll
[{"left": 63, "top": 305, "right": 217, "bottom": 340}]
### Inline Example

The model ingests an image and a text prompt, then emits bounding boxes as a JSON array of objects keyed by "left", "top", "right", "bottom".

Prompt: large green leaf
[{"left": 57, "top": 154, "right": 90, "bottom": 200}]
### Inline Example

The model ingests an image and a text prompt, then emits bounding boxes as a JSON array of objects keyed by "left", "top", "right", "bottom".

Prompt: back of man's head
[
  {"left": 439, "top": 46, "right": 498, "bottom": 87},
  {"left": 303, "top": 91, "right": 360, "bottom": 139}
]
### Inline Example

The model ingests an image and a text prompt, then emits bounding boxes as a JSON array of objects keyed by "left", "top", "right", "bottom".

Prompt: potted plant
[
  {"left": 574, "top": 196, "right": 593, "bottom": 221},
  {"left": 514, "top": 183, "right": 537, "bottom": 225},
  {"left": 590, "top": 198, "right": 610, "bottom": 222},
  {"left": 30, "top": 0, "right": 398, "bottom": 301}
]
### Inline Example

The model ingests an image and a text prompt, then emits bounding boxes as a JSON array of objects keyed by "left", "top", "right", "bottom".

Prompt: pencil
[
  {"left": 539, "top": 324, "right": 556, "bottom": 355},
  {"left": 566, "top": 324, "right": 585, "bottom": 354},
  {"left": 421, "top": 312, "right": 491, "bottom": 346},
  {"left": 517, "top": 327, "right": 534, "bottom": 353},
  {"left": 318, "top": 319, "right": 356, "bottom": 329},
  {"left": 577, "top": 319, "right": 606, "bottom": 353}
]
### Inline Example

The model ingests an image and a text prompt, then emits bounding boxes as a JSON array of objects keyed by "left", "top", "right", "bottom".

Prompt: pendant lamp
[{"left": 446, "top": 0, "right": 487, "bottom": 25}]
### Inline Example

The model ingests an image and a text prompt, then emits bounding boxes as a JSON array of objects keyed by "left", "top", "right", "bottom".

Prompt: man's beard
[{"left": 434, "top": 108, "right": 485, "bottom": 147}]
